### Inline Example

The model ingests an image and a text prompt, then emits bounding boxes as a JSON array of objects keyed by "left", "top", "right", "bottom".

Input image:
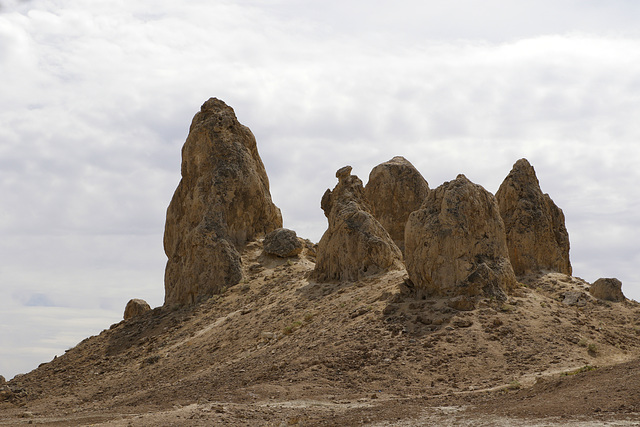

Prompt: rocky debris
[
  {"left": 562, "top": 291, "right": 589, "bottom": 307},
  {"left": 0, "top": 387, "right": 11, "bottom": 402},
  {"left": 405, "top": 174, "right": 516, "bottom": 299},
  {"left": 0, "top": 375, "right": 5, "bottom": 385},
  {"left": 590, "top": 278, "right": 625, "bottom": 302},
  {"left": 163, "top": 98, "right": 282, "bottom": 306},
  {"left": 448, "top": 296, "right": 476, "bottom": 311},
  {"left": 364, "top": 156, "right": 429, "bottom": 253},
  {"left": 0, "top": 383, "right": 25, "bottom": 402},
  {"left": 312, "top": 166, "right": 403, "bottom": 282},
  {"left": 496, "top": 158, "right": 572, "bottom": 276},
  {"left": 124, "top": 299, "right": 152, "bottom": 320},
  {"left": 263, "top": 228, "right": 303, "bottom": 258}
]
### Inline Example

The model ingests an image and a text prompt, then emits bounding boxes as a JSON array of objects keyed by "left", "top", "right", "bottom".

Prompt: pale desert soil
[{"left": 2, "top": 241, "right": 640, "bottom": 425}]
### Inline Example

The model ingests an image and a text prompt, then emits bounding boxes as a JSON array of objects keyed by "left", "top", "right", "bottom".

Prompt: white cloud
[{"left": 1, "top": 0, "right": 640, "bottom": 378}]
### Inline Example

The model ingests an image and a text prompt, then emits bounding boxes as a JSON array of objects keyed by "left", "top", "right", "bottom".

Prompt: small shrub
[
  {"left": 561, "top": 365, "right": 596, "bottom": 376},
  {"left": 588, "top": 343, "right": 599, "bottom": 355},
  {"left": 578, "top": 338, "right": 588, "bottom": 347},
  {"left": 283, "top": 320, "right": 303, "bottom": 335}
]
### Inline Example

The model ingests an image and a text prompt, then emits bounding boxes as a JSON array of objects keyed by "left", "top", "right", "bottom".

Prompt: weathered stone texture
[
  {"left": 123, "top": 299, "right": 151, "bottom": 320},
  {"left": 590, "top": 278, "right": 625, "bottom": 302},
  {"left": 364, "top": 156, "right": 429, "bottom": 253},
  {"left": 164, "top": 98, "right": 282, "bottom": 305},
  {"left": 312, "top": 166, "right": 403, "bottom": 282},
  {"left": 263, "top": 228, "right": 303, "bottom": 257},
  {"left": 496, "top": 158, "right": 571, "bottom": 276},
  {"left": 405, "top": 174, "right": 516, "bottom": 299}
]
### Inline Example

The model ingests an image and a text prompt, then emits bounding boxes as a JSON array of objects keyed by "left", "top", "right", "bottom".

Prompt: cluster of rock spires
[{"left": 123, "top": 98, "right": 625, "bottom": 319}]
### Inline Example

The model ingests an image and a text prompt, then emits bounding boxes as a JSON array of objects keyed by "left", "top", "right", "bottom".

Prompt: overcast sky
[{"left": 1, "top": 0, "right": 640, "bottom": 379}]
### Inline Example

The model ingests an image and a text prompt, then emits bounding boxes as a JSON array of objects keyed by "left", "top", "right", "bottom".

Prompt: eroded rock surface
[
  {"left": 496, "top": 158, "right": 571, "bottom": 276},
  {"left": 123, "top": 299, "right": 151, "bottom": 320},
  {"left": 590, "top": 278, "right": 625, "bottom": 302},
  {"left": 263, "top": 228, "right": 303, "bottom": 258},
  {"left": 164, "top": 98, "right": 282, "bottom": 305},
  {"left": 364, "top": 156, "right": 429, "bottom": 253},
  {"left": 405, "top": 174, "right": 516, "bottom": 299},
  {"left": 312, "top": 166, "right": 403, "bottom": 282}
]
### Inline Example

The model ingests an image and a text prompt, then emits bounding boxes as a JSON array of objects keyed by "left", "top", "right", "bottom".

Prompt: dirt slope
[{"left": 2, "top": 240, "right": 640, "bottom": 425}]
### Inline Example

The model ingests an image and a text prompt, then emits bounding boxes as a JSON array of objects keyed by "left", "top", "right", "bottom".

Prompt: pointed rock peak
[
  {"left": 514, "top": 157, "right": 533, "bottom": 169},
  {"left": 163, "top": 98, "right": 283, "bottom": 306},
  {"left": 201, "top": 97, "right": 231, "bottom": 111},
  {"left": 505, "top": 158, "right": 540, "bottom": 187},
  {"left": 336, "top": 165, "right": 353, "bottom": 181},
  {"left": 496, "top": 158, "right": 571, "bottom": 276}
]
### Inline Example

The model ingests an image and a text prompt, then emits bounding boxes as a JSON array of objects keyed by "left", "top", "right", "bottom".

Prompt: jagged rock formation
[
  {"left": 312, "top": 166, "right": 403, "bottom": 282},
  {"left": 364, "top": 156, "right": 429, "bottom": 253},
  {"left": 263, "top": 228, "right": 303, "bottom": 257},
  {"left": 405, "top": 174, "right": 516, "bottom": 299},
  {"left": 164, "top": 98, "right": 283, "bottom": 306},
  {"left": 123, "top": 299, "right": 151, "bottom": 320},
  {"left": 496, "top": 158, "right": 572, "bottom": 276},
  {"left": 590, "top": 278, "right": 625, "bottom": 302}
]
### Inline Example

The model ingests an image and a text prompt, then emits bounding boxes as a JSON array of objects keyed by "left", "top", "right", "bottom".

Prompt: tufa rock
[
  {"left": 364, "top": 156, "right": 429, "bottom": 253},
  {"left": 312, "top": 166, "right": 403, "bottom": 282},
  {"left": 263, "top": 228, "right": 303, "bottom": 257},
  {"left": 124, "top": 299, "right": 151, "bottom": 320},
  {"left": 405, "top": 174, "right": 516, "bottom": 299},
  {"left": 590, "top": 278, "right": 625, "bottom": 302},
  {"left": 164, "top": 98, "right": 283, "bottom": 306},
  {"left": 496, "top": 158, "right": 571, "bottom": 276}
]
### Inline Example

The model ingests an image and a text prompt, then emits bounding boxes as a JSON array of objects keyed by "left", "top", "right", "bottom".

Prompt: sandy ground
[{"left": 2, "top": 241, "right": 640, "bottom": 425}]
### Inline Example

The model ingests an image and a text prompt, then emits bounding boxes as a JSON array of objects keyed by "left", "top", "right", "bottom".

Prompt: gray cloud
[{"left": 1, "top": 0, "right": 640, "bottom": 379}]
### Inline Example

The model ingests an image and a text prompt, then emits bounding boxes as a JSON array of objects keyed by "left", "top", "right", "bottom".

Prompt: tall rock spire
[
  {"left": 163, "top": 98, "right": 282, "bottom": 306},
  {"left": 495, "top": 158, "right": 571, "bottom": 276}
]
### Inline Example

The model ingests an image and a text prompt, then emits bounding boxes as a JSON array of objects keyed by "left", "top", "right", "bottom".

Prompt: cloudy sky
[{"left": 2, "top": 0, "right": 640, "bottom": 379}]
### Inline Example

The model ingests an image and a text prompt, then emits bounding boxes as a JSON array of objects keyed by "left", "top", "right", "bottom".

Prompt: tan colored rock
[
  {"left": 263, "top": 228, "right": 303, "bottom": 257},
  {"left": 496, "top": 158, "right": 571, "bottom": 276},
  {"left": 164, "top": 98, "right": 283, "bottom": 306},
  {"left": 312, "top": 166, "right": 403, "bottom": 282},
  {"left": 123, "top": 299, "right": 151, "bottom": 320},
  {"left": 405, "top": 174, "right": 516, "bottom": 299},
  {"left": 364, "top": 156, "right": 429, "bottom": 253},
  {"left": 590, "top": 278, "right": 625, "bottom": 302}
]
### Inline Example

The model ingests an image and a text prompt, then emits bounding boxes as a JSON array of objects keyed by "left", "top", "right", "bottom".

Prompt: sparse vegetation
[
  {"left": 283, "top": 320, "right": 303, "bottom": 335},
  {"left": 561, "top": 365, "right": 596, "bottom": 376}
]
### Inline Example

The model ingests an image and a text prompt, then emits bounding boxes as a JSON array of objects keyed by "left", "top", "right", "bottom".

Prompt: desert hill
[
  {"left": 2, "top": 244, "right": 640, "bottom": 425},
  {"left": 2, "top": 98, "right": 640, "bottom": 426}
]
